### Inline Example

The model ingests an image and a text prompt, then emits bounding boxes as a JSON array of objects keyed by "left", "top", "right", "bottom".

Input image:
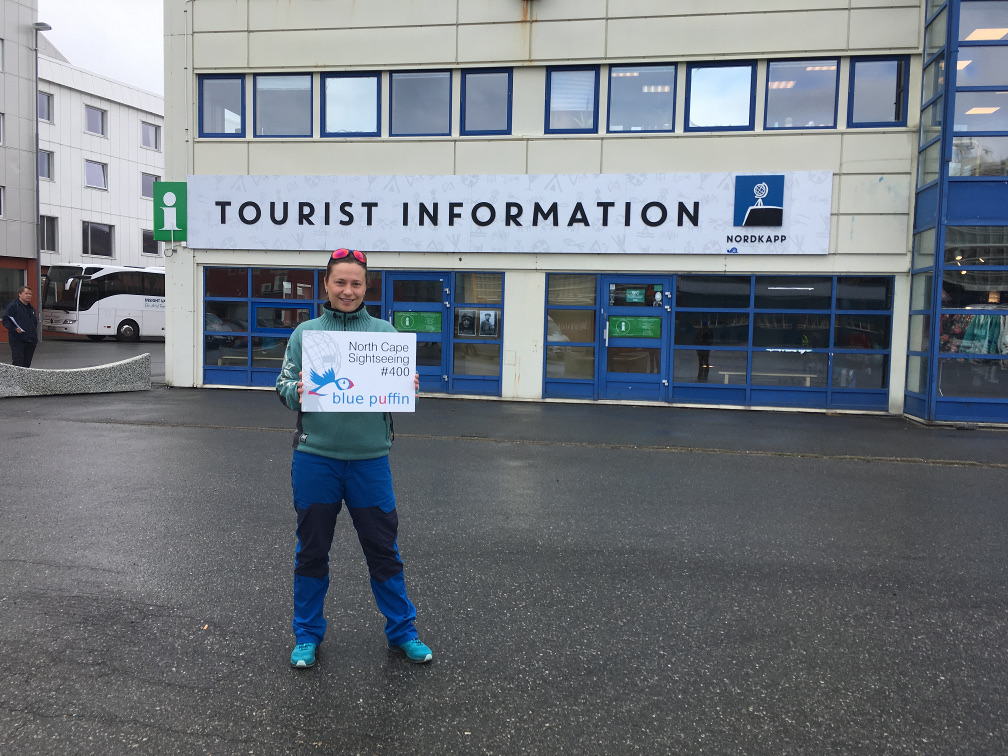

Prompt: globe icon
[{"left": 753, "top": 182, "right": 769, "bottom": 206}]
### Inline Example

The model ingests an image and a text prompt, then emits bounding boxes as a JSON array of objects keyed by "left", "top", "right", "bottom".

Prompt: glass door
[
  {"left": 599, "top": 276, "right": 673, "bottom": 400},
  {"left": 384, "top": 272, "right": 451, "bottom": 393}
]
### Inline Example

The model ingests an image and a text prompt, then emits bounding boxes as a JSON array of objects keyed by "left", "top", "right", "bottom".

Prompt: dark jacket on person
[{"left": 3, "top": 299, "right": 39, "bottom": 343}]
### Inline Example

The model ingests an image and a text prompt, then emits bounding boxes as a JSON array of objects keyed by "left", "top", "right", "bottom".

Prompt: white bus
[{"left": 41, "top": 264, "right": 166, "bottom": 341}]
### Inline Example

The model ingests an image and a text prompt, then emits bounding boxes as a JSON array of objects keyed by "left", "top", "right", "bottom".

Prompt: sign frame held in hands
[{"left": 301, "top": 331, "right": 417, "bottom": 412}]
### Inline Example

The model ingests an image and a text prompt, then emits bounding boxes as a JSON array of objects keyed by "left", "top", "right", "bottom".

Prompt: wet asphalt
[{"left": 1, "top": 338, "right": 1008, "bottom": 755}]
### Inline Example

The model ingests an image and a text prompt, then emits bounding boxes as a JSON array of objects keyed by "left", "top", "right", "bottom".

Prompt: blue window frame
[
  {"left": 764, "top": 58, "right": 839, "bottom": 130},
  {"left": 847, "top": 57, "right": 909, "bottom": 128},
  {"left": 684, "top": 62, "right": 756, "bottom": 132},
  {"left": 461, "top": 69, "right": 512, "bottom": 135},
  {"left": 607, "top": 63, "right": 676, "bottom": 133},
  {"left": 198, "top": 75, "right": 245, "bottom": 138},
  {"left": 321, "top": 72, "right": 381, "bottom": 137},
  {"left": 545, "top": 66, "right": 600, "bottom": 134},
  {"left": 253, "top": 74, "right": 312, "bottom": 138},
  {"left": 390, "top": 70, "right": 452, "bottom": 137},
  {"left": 543, "top": 274, "right": 597, "bottom": 399}
]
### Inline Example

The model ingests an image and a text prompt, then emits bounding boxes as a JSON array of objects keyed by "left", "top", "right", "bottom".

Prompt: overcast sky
[{"left": 38, "top": 0, "right": 164, "bottom": 95}]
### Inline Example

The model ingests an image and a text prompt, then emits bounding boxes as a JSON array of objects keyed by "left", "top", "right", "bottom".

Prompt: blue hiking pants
[{"left": 291, "top": 450, "right": 418, "bottom": 646}]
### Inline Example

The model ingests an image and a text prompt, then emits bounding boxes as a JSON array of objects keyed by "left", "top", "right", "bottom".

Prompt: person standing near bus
[
  {"left": 3, "top": 286, "right": 39, "bottom": 368},
  {"left": 275, "top": 248, "right": 432, "bottom": 669}
]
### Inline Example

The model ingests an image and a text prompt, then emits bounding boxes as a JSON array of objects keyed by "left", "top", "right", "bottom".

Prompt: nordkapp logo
[
  {"left": 733, "top": 175, "right": 784, "bottom": 227},
  {"left": 305, "top": 339, "right": 353, "bottom": 396}
]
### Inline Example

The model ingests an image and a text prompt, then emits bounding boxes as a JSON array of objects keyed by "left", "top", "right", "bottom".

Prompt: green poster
[
  {"left": 153, "top": 182, "right": 187, "bottom": 241},
  {"left": 625, "top": 288, "right": 645, "bottom": 303},
  {"left": 394, "top": 311, "right": 442, "bottom": 333},
  {"left": 609, "top": 316, "right": 661, "bottom": 339}
]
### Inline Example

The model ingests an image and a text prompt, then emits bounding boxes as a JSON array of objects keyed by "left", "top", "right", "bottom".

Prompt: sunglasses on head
[{"left": 331, "top": 248, "right": 367, "bottom": 263}]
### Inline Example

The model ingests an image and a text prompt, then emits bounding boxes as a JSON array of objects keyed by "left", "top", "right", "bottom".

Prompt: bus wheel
[
  {"left": 86, "top": 335, "right": 105, "bottom": 342},
  {"left": 116, "top": 320, "right": 140, "bottom": 342}
]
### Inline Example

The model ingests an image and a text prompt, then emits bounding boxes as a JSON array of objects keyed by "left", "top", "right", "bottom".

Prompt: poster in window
[
  {"left": 478, "top": 310, "right": 498, "bottom": 337},
  {"left": 457, "top": 309, "right": 477, "bottom": 336}
]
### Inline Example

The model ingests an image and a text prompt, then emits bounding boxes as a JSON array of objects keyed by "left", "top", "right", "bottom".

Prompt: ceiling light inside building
[
  {"left": 957, "top": 60, "right": 972, "bottom": 70},
  {"left": 965, "top": 107, "right": 1001, "bottom": 115},
  {"left": 768, "top": 81, "right": 796, "bottom": 89},
  {"left": 965, "top": 27, "right": 1008, "bottom": 41}
]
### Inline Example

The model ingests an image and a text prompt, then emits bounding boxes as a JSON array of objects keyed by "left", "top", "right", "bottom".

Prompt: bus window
[{"left": 144, "top": 272, "right": 165, "bottom": 297}]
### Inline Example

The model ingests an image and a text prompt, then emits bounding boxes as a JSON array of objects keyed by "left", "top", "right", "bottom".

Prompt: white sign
[
  {"left": 187, "top": 172, "right": 832, "bottom": 255},
  {"left": 301, "top": 331, "right": 417, "bottom": 413}
]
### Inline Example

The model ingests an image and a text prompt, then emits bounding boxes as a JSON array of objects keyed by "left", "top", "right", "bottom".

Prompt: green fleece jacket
[{"left": 276, "top": 303, "right": 398, "bottom": 460}]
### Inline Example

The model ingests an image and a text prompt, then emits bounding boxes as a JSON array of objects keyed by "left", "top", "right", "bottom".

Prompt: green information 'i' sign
[
  {"left": 609, "top": 316, "right": 662, "bottom": 339},
  {"left": 394, "top": 311, "right": 442, "bottom": 333},
  {"left": 153, "top": 182, "right": 188, "bottom": 241}
]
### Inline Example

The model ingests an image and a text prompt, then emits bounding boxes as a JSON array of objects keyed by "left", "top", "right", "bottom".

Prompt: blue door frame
[
  {"left": 383, "top": 272, "right": 451, "bottom": 393},
  {"left": 598, "top": 276, "right": 674, "bottom": 401}
]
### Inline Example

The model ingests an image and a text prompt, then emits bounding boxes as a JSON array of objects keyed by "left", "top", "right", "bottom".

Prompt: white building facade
[
  {"left": 37, "top": 53, "right": 165, "bottom": 271},
  {"left": 0, "top": 0, "right": 41, "bottom": 318},
  {"left": 163, "top": 1, "right": 1008, "bottom": 424}
]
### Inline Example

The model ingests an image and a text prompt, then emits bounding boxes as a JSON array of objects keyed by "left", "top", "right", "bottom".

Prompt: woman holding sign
[{"left": 276, "top": 248, "right": 431, "bottom": 669}]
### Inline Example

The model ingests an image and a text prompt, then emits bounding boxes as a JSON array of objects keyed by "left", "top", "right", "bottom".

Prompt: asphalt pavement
[{"left": 2, "top": 337, "right": 1007, "bottom": 755}]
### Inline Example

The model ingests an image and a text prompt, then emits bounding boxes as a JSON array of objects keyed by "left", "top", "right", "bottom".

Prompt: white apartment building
[
  {"left": 162, "top": 1, "right": 1008, "bottom": 424},
  {"left": 37, "top": 48, "right": 165, "bottom": 270}
]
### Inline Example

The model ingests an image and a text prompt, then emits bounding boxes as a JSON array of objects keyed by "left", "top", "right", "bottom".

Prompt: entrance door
[
  {"left": 384, "top": 273, "right": 451, "bottom": 393},
  {"left": 599, "top": 276, "right": 673, "bottom": 400}
]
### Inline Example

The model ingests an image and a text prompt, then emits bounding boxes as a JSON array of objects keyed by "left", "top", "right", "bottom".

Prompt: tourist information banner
[{"left": 301, "top": 331, "right": 417, "bottom": 413}]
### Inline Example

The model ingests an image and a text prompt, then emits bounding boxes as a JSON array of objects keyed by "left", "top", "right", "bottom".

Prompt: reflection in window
[
  {"left": 920, "top": 96, "right": 943, "bottom": 147},
  {"left": 945, "top": 227, "right": 1008, "bottom": 267},
  {"left": 453, "top": 343, "right": 501, "bottom": 376},
  {"left": 255, "top": 75, "right": 312, "bottom": 137},
  {"left": 917, "top": 141, "right": 941, "bottom": 187},
  {"left": 462, "top": 70, "right": 511, "bottom": 134},
  {"left": 142, "top": 229, "right": 160, "bottom": 256},
  {"left": 959, "top": 2, "right": 1008, "bottom": 42},
  {"left": 954, "top": 91, "right": 1008, "bottom": 132},
  {"left": 925, "top": 9, "right": 947, "bottom": 60},
  {"left": 754, "top": 277, "right": 832, "bottom": 310},
  {"left": 547, "top": 274, "right": 595, "bottom": 306},
  {"left": 677, "top": 276, "right": 751, "bottom": 309},
  {"left": 686, "top": 64, "right": 755, "bottom": 130},
  {"left": 85, "top": 105, "right": 106, "bottom": 136},
  {"left": 38, "top": 150, "right": 54, "bottom": 179},
  {"left": 38, "top": 91, "right": 53, "bottom": 122},
  {"left": 206, "top": 267, "right": 249, "bottom": 298},
  {"left": 765, "top": 59, "right": 838, "bottom": 129},
  {"left": 252, "top": 268, "right": 315, "bottom": 299},
  {"left": 849, "top": 58, "right": 907, "bottom": 126},
  {"left": 546, "top": 68, "right": 598, "bottom": 132},
  {"left": 323, "top": 73, "right": 380, "bottom": 136},
  {"left": 938, "top": 358, "right": 1008, "bottom": 400},
  {"left": 200, "top": 76, "right": 244, "bottom": 136},
  {"left": 951, "top": 136, "right": 1008, "bottom": 176},
  {"left": 608, "top": 64, "right": 675, "bottom": 133},
  {"left": 141, "top": 172, "right": 159, "bottom": 199},
  {"left": 391, "top": 71, "right": 451, "bottom": 136},
  {"left": 836, "top": 277, "right": 893, "bottom": 310},
  {"left": 82, "top": 221, "right": 113, "bottom": 257},
  {"left": 142, "top": 121, "right": 160, "bottom": 150},
  {"left": 941, "top": 271, "right": 1008, "bottom": 307},
  {"left": 922, "top": 56, "right": 944, "bottom": 104},
  {"left": 84, "top": 160, "right": 107, "bottom": 189},
  {"left": 955, "top": 46, "right": 1008, "bottom": 87},
  {"left": 751, "top": 351, "right": 828, "bottom": 387},
  {"left": 455, "top": 272, "right": 502, "bottom": 304}
]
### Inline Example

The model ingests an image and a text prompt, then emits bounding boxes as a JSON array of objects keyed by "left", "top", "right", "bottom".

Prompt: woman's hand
[{"left": 297, "top": 371, "right": 304, "bottom": 404}]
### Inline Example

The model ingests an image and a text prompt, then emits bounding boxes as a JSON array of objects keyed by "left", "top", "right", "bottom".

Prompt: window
[
  {"left": 959, "top": 2, "right": 1008, "bottom": 42},
  {"left": 461, "top": 69, "right": 512, "bottom": 135},
  {"left": 141, "top": 121, "right": 161, "bottom": 150},
  {"left": 199, "top": 75, "right": 245, "bottom": 137},
  {"left": 85, "top": 105, "right": 107, "bottom": 136},
  {"left": 0, "top": 39, "right": 3, "bottom": 72},
  {"left": 38, "top": 150, "right": 54, "bottom": 180},
  {"left": 390, "top": 71, "right": 451, "bottom": 136},
  {"left": 685, "top": 63, "right": 756, "bottom": 131},
  {"left": 82, "top": 221, "right": 114, "bottom": 257},
  {"left": 321, "top": 73, "right": 380, "bottom": 137},
  {"left": 765, "top": 59, "right": 839, "bottom": 129},
  {"left": 141, "top": 172, "right": 159, "bottom": 199},
  {"left": 0, "top": 186, "right": 4, "bottom": 218},
  {"left": 142, "top": 229, "right": 160, "bottom": 256},
  {"left": 545, "top": 274, "right": 597, "bottom": 387},
  {"left": 38, "top": 91, "right": 53, "bottom": 122},
  {"left": 848, "top": 58, "right": 909, "bottom": 127},
  {"left": 0, "top": 112, "right": 4, "bottom": 145},
  {"left": 39, "top": 216, "right": 58, "bottom": 252},
  {"left": 254, "top": 74, "right": 312, "bottom": 137},
  {"left": 607, "top": 64, "right": 676, "bottom": 133},
  {"left": 84, "top": 160, "right": 108, "bottom": 189},
  {"left": 545, "top": 67, "right": 599, "bottom": 133}
]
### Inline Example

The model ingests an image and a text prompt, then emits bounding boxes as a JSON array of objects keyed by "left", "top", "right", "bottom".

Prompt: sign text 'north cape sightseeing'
[{"left": 187, "top": 172, "right": 832, "bottom": 255}]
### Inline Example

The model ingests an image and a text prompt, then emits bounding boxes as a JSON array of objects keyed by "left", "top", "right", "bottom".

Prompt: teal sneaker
[
  {"left": 290, "top": 642, "right": 317, "bottom": 669},
  {"left": 388, "top": 638, "right": 433, "bottom": 664}
]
